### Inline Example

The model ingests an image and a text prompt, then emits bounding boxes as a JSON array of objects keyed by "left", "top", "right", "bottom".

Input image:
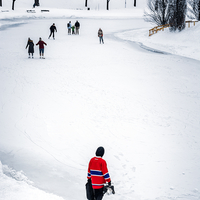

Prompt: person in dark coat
[
  {"left": 48, "top": 23, "right": 57, "bottom": 39},
  {"left": 26, "top": 38, "right": 34, "bottom": 58},
  {"left": 75, "top": 20, "right": 80, "bottom": 35}
]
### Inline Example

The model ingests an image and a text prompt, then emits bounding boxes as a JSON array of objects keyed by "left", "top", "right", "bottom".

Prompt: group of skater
[
  {"left": 25, "top": 21, "right": 104, "bottom": 59},
  {"left": 67, "top": 20, "right": 80, "bottom": 35}
]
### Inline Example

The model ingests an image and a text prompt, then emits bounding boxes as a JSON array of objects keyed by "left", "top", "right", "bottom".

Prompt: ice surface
[{"left": 0, "top": 4, "right": 200, "bottom": 200}]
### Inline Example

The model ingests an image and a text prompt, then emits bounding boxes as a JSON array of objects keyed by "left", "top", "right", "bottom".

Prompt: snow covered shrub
[
  {"left": 144, "top": 0, "right": 171, "bottom": 25},
  {"left": 188, "top": 0, "right": 200, "bottom": 20}
]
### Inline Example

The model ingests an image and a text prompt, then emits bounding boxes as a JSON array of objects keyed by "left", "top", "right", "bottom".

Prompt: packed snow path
[{"left": 0, "top": 18, "right": 200, "bottom": 200}]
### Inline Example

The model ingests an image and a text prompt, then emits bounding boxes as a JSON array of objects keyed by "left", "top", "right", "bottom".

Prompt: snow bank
[
  {"left": 116, "top": 22, "right": 200, "bottom": 61},
  {"left": 0, "top": 161, "right": 64, "bottom": 200},
  {"left": 0, "top": 5, "right": 200, "bottom": 200},
  {"left": 0, "top": 7, "right": 144, "bottom": 20}
]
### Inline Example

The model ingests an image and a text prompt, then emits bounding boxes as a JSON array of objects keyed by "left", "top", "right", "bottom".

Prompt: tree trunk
[
  {"left": 198, "top": 0, "right": 200, "bottom": 20},
  {"left": 134, "top": 0, "right": 136, "bottom": 7},
  {"left": 35, "top": 0, "right": 39, "bottom": 6},
  {"left": 85, "top": 0, "right": 88, "bottom": 7},
  {"left": 0, "top": 0, "right": 2, "bottom": 7},
  {"left": 12, "top": 0, "right": 15, "bottom": 10},
  {"left": 107, "top": 0, "right": 110, "bottom": 10}
]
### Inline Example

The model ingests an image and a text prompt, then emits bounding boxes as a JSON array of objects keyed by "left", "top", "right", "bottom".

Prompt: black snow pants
[
  {"left": 94, "top": 188, "right": 104, "bottom": 200},
  {"left": 49, "top": 31, "right": 55, "bottom": 38}
]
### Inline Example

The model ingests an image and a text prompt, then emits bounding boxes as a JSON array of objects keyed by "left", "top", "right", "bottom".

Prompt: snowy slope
[
  {"left": 0, "top": 5, "right": 200, "bottom": 200},
  {"left": 116, "top": 22, "right": 200, "bottom": 61}
]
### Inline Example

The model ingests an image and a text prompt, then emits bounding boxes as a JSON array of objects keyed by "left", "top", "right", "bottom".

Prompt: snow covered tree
[
  {"left": 169, "top": 0, "right": 187, "bottom": 31},
  {"left": 144, "top": 0, "right": 171, "bottom": 25},
  {"left": 107, "top": 0, "right": 110, "bottom": 10},
  {"left": 188, "top": 0, "right": 200, "bottom": 20}
]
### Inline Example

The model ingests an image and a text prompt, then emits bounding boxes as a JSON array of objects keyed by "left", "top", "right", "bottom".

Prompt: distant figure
[
  {"left": 36, "top": 37, "right": 47, "bottom": 59},
  {"left": 48, "top": 23, "right": 57, "bottom": 39},
  {"left": 98, "top": 28, "right": 104, "bottom": 44},
  {"left": 67, "top": 21, "right": 72, "bottom": 35},
  {"left": 25, "top": 38, "right": 34, "bottom": 58},
  {"left": 71, "top": 25, "right": 75, "bottom": 34},
  {"left": 75, "top": 20, "right": 80, "bottom": 35}
]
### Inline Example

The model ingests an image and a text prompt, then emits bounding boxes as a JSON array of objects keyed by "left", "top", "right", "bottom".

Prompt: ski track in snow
[{"left": 0, "top": 17, "right": 200, "bottom": 200}]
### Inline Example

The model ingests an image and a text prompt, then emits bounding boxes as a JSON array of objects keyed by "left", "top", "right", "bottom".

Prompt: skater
[
  {"left": 87, "top": 147, "right": 114, "bottom": 200},
  {"left": 75, "top": 20, "right": 80, "bottom": 34},
  {"left": 98, "top": 28, "right": 104, "bottom": 44},
  {"left": 48, "top": 23, "right": 57, "bottom": 39},
  {"left": 25, "top": 38, "right": 34, "bottom": 58},
  {"left": 67, "top": 21, "right": 72, "bottom": 35},
  {"left": 36, "top": 37, "right": 47, "bottom": 59}
]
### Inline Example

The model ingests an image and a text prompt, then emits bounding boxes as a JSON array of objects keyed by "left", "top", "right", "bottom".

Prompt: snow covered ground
[{"left": 0, "top": 6, "right": 200, "bottom": 200}]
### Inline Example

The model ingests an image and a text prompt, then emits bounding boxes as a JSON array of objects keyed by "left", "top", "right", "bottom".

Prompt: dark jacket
[
  {"left": 26, "top": 40, "right": 34, "bottom": 53},
  {"left": 50, "top": 25, "right": 57, "bottom": 32},
  {"left": 98, "top": 29, "right": 103, "bottom": 37},
  {"left": 75, "top": 21, "right": 80, "bottom": 28}
]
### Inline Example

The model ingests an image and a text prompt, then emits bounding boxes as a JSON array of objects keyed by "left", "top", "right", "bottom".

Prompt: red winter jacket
[
  {"left": 87, "top": 156, "right": 111, "bottom": 189},
  {"left": 36, "top": 40, "right": 47, "bottom": 49}
]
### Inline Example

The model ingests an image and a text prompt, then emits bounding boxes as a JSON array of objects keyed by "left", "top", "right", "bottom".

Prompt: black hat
[{"left": 96, "top": 147, "right": 105, "bottom": 157}]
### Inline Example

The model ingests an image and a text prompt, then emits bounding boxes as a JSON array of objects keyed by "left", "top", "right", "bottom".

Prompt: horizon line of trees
[
  {"left": 0, "top": 0, "right": 136, "bottom": 10},
  {"left": 144, "top": 0, "right": 199, "bottom": 31},
  {"left": 85, "top": 0, "right": 136, "bottom": 10}
]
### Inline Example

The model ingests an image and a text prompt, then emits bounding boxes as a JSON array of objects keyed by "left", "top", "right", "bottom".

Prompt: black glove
[
  {"left": 108, "top": 181, "right": 111, "bottom": 186},
  {"left": 110, "top": 185, "right": 115, "bottom": 194}
]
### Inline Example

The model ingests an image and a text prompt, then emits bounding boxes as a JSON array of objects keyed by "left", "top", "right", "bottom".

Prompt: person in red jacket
[
  {"left": 87, "top": 147, "right": 111, "bottom": 200},
  {"left": 36, "top": 37, "right": 47, "bottom": 59}
]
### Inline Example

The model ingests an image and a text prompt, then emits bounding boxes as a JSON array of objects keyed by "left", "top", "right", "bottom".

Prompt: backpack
[{"left": 67, "top": 23, "right": 70, "bottom": 28}]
